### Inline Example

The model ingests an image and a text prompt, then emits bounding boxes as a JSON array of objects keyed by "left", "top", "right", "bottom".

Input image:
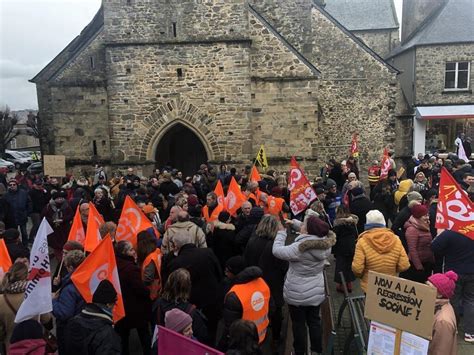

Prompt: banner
[
  {"left": 68, "top": 205, "right": 85, "bottom": 245},
  {"left": 379, "top": 148, "right": 391, "bottom": 180},
  {"left": 288, "top": 157, "right": 317, "bottom": 215},
  {"left": 364, "top": 271, "right": 436, "bottom": 339},
  {"left": 15, "top": 218, "right": 54, "bottom": 323},
  {"left": 84, "top": 203, "right": 105, "bottom": 253},
  {"left": 116, "top": 195, "right": 155, "bottom": 248},
  {"left": 250, "top": 165, "right": 262, "bottom": 183},
  {"left": 255, "top": 145, "right": 269, "bottom": 170},
  {"left": 0, "top": 239, "right": 12, "bottom": 279},
  {"left": 435, "top": 167, "right": 474, "bottom": 239},
  {"left": 458, "top": 142, "right": 469, "bottom": 162},
  {"left": 225, "top": 177, "right": 246, "bottom": 216},
  {"left": 71, "top": 236, "right": 125, "bottom": 322},
  {"left": 350, "top": 133, "right": 359, "bottom": 158},
  {"left": 214, "top": 180, "right": 225, "bottom": 206},
  {"left": 157, "top": 326, "right": 223, "bottom": 354}
]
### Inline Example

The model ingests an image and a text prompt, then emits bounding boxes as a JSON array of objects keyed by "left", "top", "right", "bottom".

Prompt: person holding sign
[{"left": 426, "top": 271, "right": 458, "bottom": 355}]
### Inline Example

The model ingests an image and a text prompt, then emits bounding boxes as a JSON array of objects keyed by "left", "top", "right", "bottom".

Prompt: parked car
[
  {"left": 0, "top": 158, "right": 14, "bottom": 172},
  {"left": 4, "top": 150, "right": 32, "bottom": 169},
  {"left": 27, "top": 161, "right": 43, "bottom": 175}
]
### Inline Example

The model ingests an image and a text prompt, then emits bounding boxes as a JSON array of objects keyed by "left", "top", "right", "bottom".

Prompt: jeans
[
  {"left": 452, "top": 274, "right": 474, "bottom": 334},
  {"left": 29, "top": 212, "right": 42, "bottom": 242},
  {"left": 18, "top": 223, "right": 28, "bottom": 246},
  {"left": 288, "top": 305, "right": 322, "bottom": 355}
]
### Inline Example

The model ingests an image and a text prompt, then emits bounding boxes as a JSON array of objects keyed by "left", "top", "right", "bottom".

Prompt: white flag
[
  {"left": 15, "top": 218, "right": 54, "bottom": 323},
  {"left": 458, "top": 142, "right": 469, "bottom": 162}
]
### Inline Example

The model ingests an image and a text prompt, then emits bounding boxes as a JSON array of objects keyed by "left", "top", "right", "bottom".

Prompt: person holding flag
[{"left": 202, "top": 192, "right": 223, "bottom": 224}]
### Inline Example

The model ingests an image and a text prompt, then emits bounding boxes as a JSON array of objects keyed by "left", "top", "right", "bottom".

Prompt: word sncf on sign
[{"left": 364, "top": 271, "right": 436, "bottom": 340}]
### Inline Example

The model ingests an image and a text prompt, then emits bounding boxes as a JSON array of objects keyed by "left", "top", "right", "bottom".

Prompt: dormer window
[{"left": 444, "top": 61, "right": 470, "bottom": 90}]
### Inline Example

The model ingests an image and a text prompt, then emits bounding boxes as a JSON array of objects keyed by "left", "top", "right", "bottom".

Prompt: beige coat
[
  {"left": 428, "top": 299, "right": 457, "bottom": 355},
  {"left": 161, "top": 221, "right": 207, "bottom": 254}
]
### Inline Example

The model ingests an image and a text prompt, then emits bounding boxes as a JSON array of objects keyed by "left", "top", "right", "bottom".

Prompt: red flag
[
  {"left": 288, "top": 157, "right": 316, "bottom": 215},
  {"left": 84, "top": 203, "right": 105, "bottom": 253},
  {"left": 116, "top": 196, "right": 155, "bottom": 248},
  {"left": 68, "top": 206, "right": 85, "bottom": 245},
  {"left": 214, "top": 180, "right": 225, "bottom": 207},
  {"left": 379, "top": 148, "right": 391, "bottom": 180},
  {"left": 250, "top": 166, "right": 261, "bottom": 182},
  {"left": 0, "top": 239, "right": 12, "bottom": 279},
  {"left": 225, "top": 177, "right": 246, "bottom": 216},
  {"left": 350, "top": 133, "right": 359, "bottom": 158},
  {"left": 435, "top": 167, "right": 474, "bottom": 240},
  {"left": 71, "top": 236, "right": 125, "bottom": 322}
]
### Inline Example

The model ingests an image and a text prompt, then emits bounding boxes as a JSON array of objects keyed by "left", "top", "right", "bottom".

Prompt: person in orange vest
[
  {"left": 137, "top": 231, "right": 162, "bottom": 301},
  {"left": 218, "top": 262, "right": 272, "bottom": 351},
  {"left": 202, "top": 192, "right": 223, "bottom": 223},
  {"left": 243, "top": 182, "right": 260, "bottom": 207},
  {"left": 262, "top": 187, "right": 290, "bottom": 218}
]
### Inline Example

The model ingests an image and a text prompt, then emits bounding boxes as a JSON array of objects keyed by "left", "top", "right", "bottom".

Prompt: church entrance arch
[{"left": 155, "top": 123, "right": 208, "bottom": 176}]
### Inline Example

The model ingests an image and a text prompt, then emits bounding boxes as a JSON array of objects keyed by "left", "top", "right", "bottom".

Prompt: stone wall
[
  {"left": 415, "top": 44, "right": 474, "bottom": 106},
  {"left": 352, "top": 29, "right": 399, "bottom": 59}
]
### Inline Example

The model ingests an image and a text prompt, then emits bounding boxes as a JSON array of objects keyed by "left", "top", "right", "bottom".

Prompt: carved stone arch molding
[{"left": 139, "top": 98, "right": 221, "bottom": 161}]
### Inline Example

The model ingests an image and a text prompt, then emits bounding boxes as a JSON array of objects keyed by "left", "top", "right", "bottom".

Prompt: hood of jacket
[
  {"left": 404, "top": 216, "right": 430, "bottom": 232},
  {"left": 213, "top": 221, "right": 235, "bottom": 231},
  {"left": 233, "top": 266, "right": 263, "bottom": 285},
  {"left": 297, "top": 230, "right": 336, "bottom": 253},
  {"left": 168, "top": 221, "right": 197, "bottom": 231},
  {"left": 360, "top": 228, "right": 397, "bottom": 253},
  {"left": 334, "top": 215, "right": 359, "bottom": 227}
]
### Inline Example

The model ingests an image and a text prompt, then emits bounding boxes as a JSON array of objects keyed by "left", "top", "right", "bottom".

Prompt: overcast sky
[{"left": 0, "top": 0, "right": 402, "bottom": 110}]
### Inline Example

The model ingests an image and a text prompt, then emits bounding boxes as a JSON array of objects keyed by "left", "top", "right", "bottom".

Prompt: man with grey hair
[
  {"left": 166, "top": 231, "right": 222, "bottom": 345},
  {"left": 161, "top": 210, "right": 207, "bottom": 254}
]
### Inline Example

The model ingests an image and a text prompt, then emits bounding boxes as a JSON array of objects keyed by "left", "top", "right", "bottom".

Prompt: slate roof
[
  {"left": 388, "top": 0, "right": 474, "bottom": 58},
  {"left": 324, "top": 0, "right": 399, "bottom": 31}
]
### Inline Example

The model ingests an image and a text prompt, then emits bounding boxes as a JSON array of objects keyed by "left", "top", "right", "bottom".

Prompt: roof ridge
[
  {"left": 248, "top": 3, "right": 321, "bottom": 76},
  {"left": 311, "top": 1, "right": 399, "bottom": 73}
]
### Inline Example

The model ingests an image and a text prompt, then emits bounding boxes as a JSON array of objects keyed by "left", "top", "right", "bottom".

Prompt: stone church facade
[{"left": 32, "top": 0, "right": 399, "bottom": 177}]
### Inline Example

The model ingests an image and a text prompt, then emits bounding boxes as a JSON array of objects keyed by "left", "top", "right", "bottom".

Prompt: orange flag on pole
[
  {"left": 116, "top": 195, "right": 155, "bottom": 248},
  {"left": 250, "top": 165, "right": 261, "bottom": 182},
  {"left": 84, "top": 203, "right": 105, "bottom": 253},
  {"left": 0, "top": 239, "right": 12, "bottom": 279},
  {"left": 214, "top": 180, "right": 225, "bottom": 207},
  {"left": 71, "top": 236, "right": 125, "bottom": 322},
  {"left": 68, "top": 206, "right": 86, "bottom": 245},
  {"left": 225, "top": 177, "right": 246, "bottom": 216}
]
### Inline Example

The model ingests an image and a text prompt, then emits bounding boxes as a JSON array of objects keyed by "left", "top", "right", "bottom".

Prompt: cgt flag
[
  {"left": 15, "top": 218, "right": 54, "bottom": 323},
  {"left": 255, "top": 145, "right": 269, "bottom": 170},
  {"left": 379, "top": 147, "right": 391, "bottom": 180},
  {"left": 0, "top": 238, "right": 12, "bottom": 279},
  {"left": 350, "top": 133, "right": 359, "bottom": 158},
  {"left": 84, "top": 203, "right": 105, "bottom": 253},
  {"left": 435, "top": 167, "right": 474, "bottom": 240},
  {"left": 116, "top": 195, "right": 155, "bottom": 249},
  {"left": 71, "top": 236, "right": 125, "bottom": 322},
  {"left": 214, "top": 180, "right": 225, "bottom": 206},
  {"left": 68, "top": 205, "right": 85, "bottom": 245},
  {"left": 225, "top": 176, "right": 246, "bottom": 216},
  {"left": 288, "top": 157, "right": 317, "bottom": 215}
]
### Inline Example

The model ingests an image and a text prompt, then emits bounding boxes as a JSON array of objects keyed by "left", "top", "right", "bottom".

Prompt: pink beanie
[
  {"left": 164, "top": 308, "right": 192, "bottom": 333},
  {"left": 428, "top": 271, "right": 458, "bottom": 299}
]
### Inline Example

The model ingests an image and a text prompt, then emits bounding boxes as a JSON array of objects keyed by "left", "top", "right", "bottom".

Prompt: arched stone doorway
[{"left": 155, "top": 123, "right": 208, "bottom": 176}]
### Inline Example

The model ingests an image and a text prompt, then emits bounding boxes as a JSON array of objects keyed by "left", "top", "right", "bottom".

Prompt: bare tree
[
  {"left": 0, "top": 106, "right": 20, "bottom": 157},
  {"left": 26, "top": 111, "right": 40, "bottom": 138}
]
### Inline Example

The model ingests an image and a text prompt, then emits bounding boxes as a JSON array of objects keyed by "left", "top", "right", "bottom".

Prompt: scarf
[{"left": 5, "top": 280, "right": 28, "bottom": 294}]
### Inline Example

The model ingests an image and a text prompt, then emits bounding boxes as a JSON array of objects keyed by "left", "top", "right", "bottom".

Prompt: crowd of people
[{"left": 0, "top": 148, "right": 473, "bottom": 354}]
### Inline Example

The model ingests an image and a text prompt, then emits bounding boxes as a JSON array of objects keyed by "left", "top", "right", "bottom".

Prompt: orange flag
[
  {"left": 116, "top": 195, "right": 154, "bottom": 248},
  {"left": 214, "top": 180, "right": 225, "bottom": 206},
  {"left": 0, "top": 239, "right": 12, "bottom": 278},
  {"left": 250, "top": 165, "right": 261, "bottom": 182},
  {"left": 71, "top": 236, "right": 125, "bottom": 322},
  {"left": 68, "top": 206, "right": 85, "bottom": 245},
  {"left": 225, "top": 177, "right": 246, "bottom": 216},
  {"left": 84, "top": 203, "right": 105, "bottom": 253}
]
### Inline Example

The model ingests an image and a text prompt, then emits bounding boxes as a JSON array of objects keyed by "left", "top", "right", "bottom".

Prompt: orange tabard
[
  {"left": 265, "top": 196, "right": 288, "bottom": 218},
  {"left": 202, "top": 204, "right": 223, "bottom": 223},
  {"left": 141, "top": 248, "right": 162, "bottom": 301}
]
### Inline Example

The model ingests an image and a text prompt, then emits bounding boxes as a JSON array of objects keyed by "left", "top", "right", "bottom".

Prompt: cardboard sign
[
  {"left": 43, "top": 155, "right": 66, "bottom": 177},
  {"left": 364, "top": 271, "right": 436, "bottom": 339}
]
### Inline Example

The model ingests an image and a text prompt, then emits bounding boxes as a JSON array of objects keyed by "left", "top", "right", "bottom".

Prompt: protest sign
[
  {"left": 43, "top": 155, "right": 66, "bottom": 177},
  {"left": 364, "top": 271, "right": 436, "bottom": 339},
  {"left": 157, "top": 326, "right": 223, "bottom": 354}
]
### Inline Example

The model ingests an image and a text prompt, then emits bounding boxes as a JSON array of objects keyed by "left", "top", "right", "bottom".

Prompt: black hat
[
  {"left": 218, "top": 211, "right": 231, "bottom": 223},
  {"left": 3, "top": 228, "right": 20, "bottom": 242},
  {"left": 52, "top": 189, "right": 67, "bottom": 200},
  {"left": 10, "top": 319, "right": 44, "bottom": 344},
  {"left": 225, "top": 256, "right": 245, "bottom": 275},
  {"left": 92, "top": 280, "right": 117, "bottom": 304}
]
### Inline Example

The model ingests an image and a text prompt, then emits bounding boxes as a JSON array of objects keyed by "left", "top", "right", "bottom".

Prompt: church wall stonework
[{"left": 352, "top": 29, "right": 399, "bottom": 59}]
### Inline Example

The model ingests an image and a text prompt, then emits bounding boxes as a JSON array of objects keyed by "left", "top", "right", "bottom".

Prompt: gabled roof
[
  {"left": 324, "top": 0, "right": 399, "bottom": 31},
  {"left": 312, "top": 1, "right": 399, "bottom": 73},
  {"left": 388, "top": 0, "right": 474, "bottom": 59},
  {"left": 30, "top": 6, "right": 104, "bottom": 83}
]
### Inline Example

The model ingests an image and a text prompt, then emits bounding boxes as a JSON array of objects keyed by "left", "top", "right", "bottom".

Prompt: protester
[
  {"left": 348, "top": 187, "right": 373, "bottom": 234},
  {"left": 8, "top": 319, "right": 47, "bottom": 355},
  {"left": 93, "top": 188, "right": 114, "bottom": 222},
  {"left": 226, "top": 319, "right": 262, "bottom": 355},
  {"left": 164, "top": 308, "right": 194, "bottom": 338},
  {"left": 28, "top": 179, "right": 49, "bottom": 243},
  {"left": 3, "top": 229, "right": 30, "bottom": 263},
  {"left": 161, "top": 211, "right": 207, "bottom": 255},
  {"left": 235, "top": 207, "right": 264, "bottom": 254},
  {"left": 209, "top": 211, "right": 237, "bottom": 271},
  {"left": 4, "top": 179, "right": 32, "bottom": 246},
  {"left": 137, "top": 231, "right": 162, "bottom": 301}
]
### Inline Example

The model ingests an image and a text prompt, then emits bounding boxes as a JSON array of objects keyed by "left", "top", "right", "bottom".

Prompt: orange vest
[
  {"left": 202, "top": 204, "right": 223, "bottom": 223},
  {"left": 247, "top": 192, "right": 260, "bottom": 206},
  {"left": 265, "top": 196, "right": 288, "bottom": 218},
  {"left": 227, "top": 277, "right": 270, "bottom": 344},
  {"left": 141, "top": 249, "right": 162, "bottom": 301}
]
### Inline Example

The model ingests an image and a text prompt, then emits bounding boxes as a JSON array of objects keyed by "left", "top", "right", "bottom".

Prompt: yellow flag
[{"left": 255, "top": 145, "right": 268, "bottom": 170}]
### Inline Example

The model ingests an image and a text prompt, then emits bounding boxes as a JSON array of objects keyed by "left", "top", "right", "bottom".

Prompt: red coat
[{"left": 404, "top": 217, "right": 435, "bottom": 270}]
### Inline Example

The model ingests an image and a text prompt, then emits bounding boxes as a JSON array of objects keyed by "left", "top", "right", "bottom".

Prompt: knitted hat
[
  {"left": 411, "top": 204, "right": 428, "bottom": 218},
  {"left": 365, "top": 210, "right": 386, "bottom": 227},
  {"left": 225, "top": 256, "right": 245, "bottom": 275},
  {"left": 52, "top": 190, "right": 67, "bottom": 200},
  {"left": 407, "top": 191, "right": 423, "bottom": 203},
  {"left": 165, "top": 308, "right": 193, "bottom": 333},
  {"left": 92, "top": 280, "right": 117, "bottom": 304},
  {"left": 306, "top": 216, "right": 329, "bottom": 237},
  {"left": 326, "top": 178, "right": 337, "bottom": 189},
  {"left": 428, "top": 271, "right": 458, "bottom": 299},
  {"left": 10, "top": 319, "right": 44, "bottom": 344},
  {"left": 351, "top": 187, "right": 364, "bottom": 196},
  {"left": 187, "top": 194, "right": 199, "bottom": 207}
]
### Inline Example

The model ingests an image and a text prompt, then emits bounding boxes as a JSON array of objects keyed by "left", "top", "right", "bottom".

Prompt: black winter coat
[
  {"left": 234, "top": 223, "right": 258, "bottom": 254},
  {"left": 167, "top": 244, "right": 222, "bottom": 309},
  {"left": 64, "top": 304, "right": 121, "bottom": 355},
  {"left": 349, "top": 195, "right": 374, "bottom": 234},
  {"left": 243, "top": 233, "right": 288, "bottom": 307},
  {"left": 332, "top": 215, "right": 359, "bottom": 257},
  {"left": 115, "top": 254, "right": 151, "bottom": 329},
  {"left": 0, "top": 197, "right": 16, "bottom": 229},
  {"left": 391, "top": 206, "right": 412, "bottom": 251},
  {"left": 209, "top": 222, "right": 237, "bottom": 271},
  {"left": 4, "top": 189, "right": 32, "bottom": 225}
]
